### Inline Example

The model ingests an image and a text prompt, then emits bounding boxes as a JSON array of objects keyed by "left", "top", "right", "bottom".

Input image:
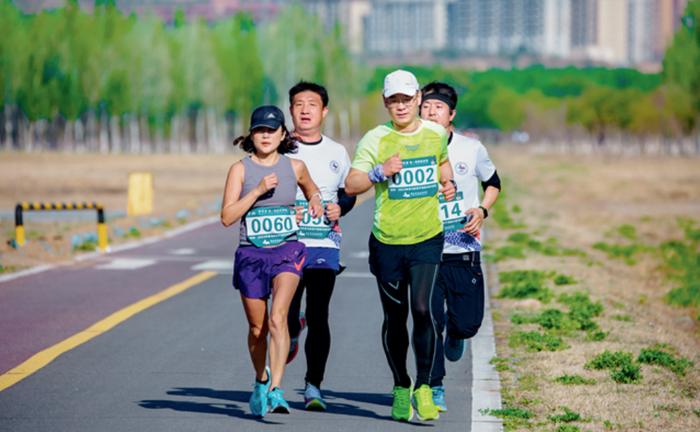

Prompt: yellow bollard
[
  {"left": 97, "top": 223, "right": 108, "bottom": 252},
  {"left": 15, "top": 225, "right": 25, "bottom": 247}
]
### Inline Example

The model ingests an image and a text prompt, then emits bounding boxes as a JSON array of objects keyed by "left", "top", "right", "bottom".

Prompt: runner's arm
[
  {"left": 344, "top": 168, "right": 373, "bottom": 195},
  {"left": 337, "top": 188, "right": 356, "bottom": 216},
  {"left": 221, "top": 162, "right": 271, "bottom": 227},
  {"left": 292, "top": 159, "right": 323, "bottom": 217},
  {"left": 438, "top": 160, "right": 456, "bottom": 201}
]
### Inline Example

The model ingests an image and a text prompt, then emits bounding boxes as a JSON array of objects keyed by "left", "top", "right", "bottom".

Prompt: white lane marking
[
  {"left": 349, "top": 251, "right": 370, "bottom": 259},
  {"left": 191, "top": 260, "right": 232, "bottom": 272},
  {"left": 338, "top": 271, "right": 374, "bottom": 278},
  {"left": 96, "top": 259, "right": 156, "bottom": 270},
  {"left": 169, "top": 248, "right": 196, "bottom": 255}
]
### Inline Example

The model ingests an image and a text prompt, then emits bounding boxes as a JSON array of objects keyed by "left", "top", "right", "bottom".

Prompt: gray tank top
[{"left": 240, "top": 155, "right": 298, "bottom": 246}]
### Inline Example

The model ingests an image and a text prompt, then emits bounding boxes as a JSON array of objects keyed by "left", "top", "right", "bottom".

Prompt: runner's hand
[
  {"left": 463, "top": 207, "right": 485, "bottom": 236},
  {"left": 294, "top": 206, "right": 304, "bottom": 224},
  {"left": 382, "top": 153, "right": 402, "bottom": 177},
  {"left": 325, "top": 203, "right": 341, "bottom": 222},
  {"left": 439, "top": 180, "right": 456, "bottom": 201},
  {"left": 309, "top": 195, "right": 323, "bottom": 218},
  {"left": 256, "top": 173, "right": 278, "bottom": 195}
]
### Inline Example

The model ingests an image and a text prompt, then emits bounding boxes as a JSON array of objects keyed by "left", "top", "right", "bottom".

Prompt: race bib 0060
[
  {"left": 295, "top": 199, "right": 332, "bottom": 239},
  {"left": 388, "top": 156, "right": 438, "bottom": 199},
  {"left": 245, "top": 206, "right": 298, "bottom": 247}
]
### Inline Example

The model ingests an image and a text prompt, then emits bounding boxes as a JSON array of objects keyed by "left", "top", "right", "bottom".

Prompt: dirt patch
[
  {"left": 487, "top": 145, "right": 700, "bottom": 431},
  {"left": 0, "top": 151, "right": 244, "bottom": 272}
]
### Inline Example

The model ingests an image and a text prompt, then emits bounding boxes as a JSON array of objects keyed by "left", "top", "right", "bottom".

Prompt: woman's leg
[
  {"left": 268, "top": 272, "right": 301, "bottom": 389},
  {"left": 240, "top": 295, "right": 269, "bottom": 381}
]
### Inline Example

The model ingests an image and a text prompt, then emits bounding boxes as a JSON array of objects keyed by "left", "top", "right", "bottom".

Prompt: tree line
[
  {"left": 1, "top": 0, "right": 698, "bottom": 153},
  {"left": 0, "top": 1, "right": 364, "bottom": 153}
]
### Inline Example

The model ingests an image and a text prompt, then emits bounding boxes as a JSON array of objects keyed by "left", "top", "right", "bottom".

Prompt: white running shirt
[
  {"left": 288, "top": 135, "right": 351, "bottom": 249},
  {"left": 443, "top": 132, "right": 496, "bottom": 254}
]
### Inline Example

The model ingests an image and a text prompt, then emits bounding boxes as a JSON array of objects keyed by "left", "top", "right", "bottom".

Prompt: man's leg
[
  {"left": 377, "top": 278, "right": 411, "bottom": 388},
  {"left": 445, "top": 261, "right": 484, "bottom": 342},
  {"left": 430, "top": 268, "right": 448, "bottom": 388},
  {"left": 303, "top": 268, "right": 336, "bottom": 388},
  {"left": 408, "top": 263, "right": 440, "bottom": 388}
]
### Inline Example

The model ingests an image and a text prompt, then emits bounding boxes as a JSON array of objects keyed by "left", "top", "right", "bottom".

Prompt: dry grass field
[
  {"left": 487, "top": 145, "right": 700, "bottom": 431},
  {"left": 0, "top": 151, "right": 242, "bottom": 271}
]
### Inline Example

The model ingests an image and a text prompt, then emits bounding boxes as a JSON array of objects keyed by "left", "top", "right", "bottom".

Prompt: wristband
[
  {"left": 311, "top": 191, "right": 323, "bottom": 202},
  {"left": 479, "top": 205, "right": 489, "bottom": 219},
  {"left": 368, "top": 164, "right": 388, "bottom": 183}
]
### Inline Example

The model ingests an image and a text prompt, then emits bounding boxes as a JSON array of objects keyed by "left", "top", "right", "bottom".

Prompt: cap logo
[{"left": 266, "top": 113, "right": 277, "bottom": 119}]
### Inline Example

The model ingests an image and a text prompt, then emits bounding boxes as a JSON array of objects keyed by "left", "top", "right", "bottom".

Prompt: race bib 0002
[
  {"left": 245, "top": 206, "right": 298, "bottom": 247},
  {"left": 439, "top": 191, "right": 469, "bottom": 232},
  {"left": 295, "top": 199, "right": 332, "bottom": 239},
  {"left": 388, "top": 156, "right": 438, "bottom": 199}
]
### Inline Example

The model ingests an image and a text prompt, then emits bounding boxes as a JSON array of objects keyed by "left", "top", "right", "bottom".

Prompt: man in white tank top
[
  {"left": 419, "top": 81, "right": 501, "bottom": 412},
  {"left": 285, "top": 81, "right": 356, "bottom": 411}
]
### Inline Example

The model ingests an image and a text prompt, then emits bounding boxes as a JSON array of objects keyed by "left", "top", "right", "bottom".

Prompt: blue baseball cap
[{"left": 249, "top": 105, "right": 285, "bottom": 131}]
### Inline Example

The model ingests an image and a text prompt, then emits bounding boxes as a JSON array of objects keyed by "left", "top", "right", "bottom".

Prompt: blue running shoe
[
  {"left": 445, "top": 336, "right": 466, "bottom": 362},
  {"left": 432, "top": 386, "right": 447, "bottom": 412},
  {"left": 268, "top": 387, "right": 291, "bottom": 414},
  {"left": 249, "top": 366, "right": 271, "bottom": 417},
  {"left": 304, "top": 383, "right": 327, "bottom": 411}
]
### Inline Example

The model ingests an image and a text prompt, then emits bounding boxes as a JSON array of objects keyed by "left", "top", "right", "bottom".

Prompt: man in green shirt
[{"left": 345, "top": 69, "right": 455, "bottom": 422}]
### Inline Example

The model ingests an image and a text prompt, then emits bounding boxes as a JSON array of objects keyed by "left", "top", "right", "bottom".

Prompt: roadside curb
[
  {"left": 470, "top": 259, "right": 504, "bottom": 431},
  {"left": 0, "top": 216, "right": 218, "bottom": 284}
]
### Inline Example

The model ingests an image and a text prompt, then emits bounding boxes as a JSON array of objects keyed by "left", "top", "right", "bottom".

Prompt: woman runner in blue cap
[{"left": 221, "top": 105, "right": 323, "bottom": 417}]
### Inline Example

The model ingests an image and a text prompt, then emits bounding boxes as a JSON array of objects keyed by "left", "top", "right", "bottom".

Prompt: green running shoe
[
  {"left": 391, "top": 384, "right": 414, "bottom": 422},
  {"left": 413, "top": 384, "right": 440, "bottom": 421}
]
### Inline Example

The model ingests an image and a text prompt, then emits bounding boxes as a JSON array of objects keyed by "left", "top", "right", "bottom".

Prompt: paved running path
[{"left": 0, "top": 201, "right": 500, "bottom": 431}]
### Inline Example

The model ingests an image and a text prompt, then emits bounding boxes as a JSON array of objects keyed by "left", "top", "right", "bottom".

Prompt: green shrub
[
  {"left": 586, "top": 350, "right": 634, "bottom": 370},
  {"left": 662, "top": 219, "right": 700, "bottom": 308},
  {"left": 553, "top": 274, "right": 577, "bottom": 285},
  {"left": 593, "top": 242, "right": 644, "bottom": 265},
  {"left": 554, "top": 374, "right": 596, "bottom": 385},
  {"left": 638, "top": 345, "right": 694, "bottom": 376},
  {"left": 611, "top": 361, "right": 642, "bottom": 384},
  {"left": 498, "top": 270, "right": 553, "bottom": 302},
  {"left": 549, "top": 407, "right": 582, "bottom": 423},
  {"left": 509, "top": 331, "right": 568, "bottom": 352}
]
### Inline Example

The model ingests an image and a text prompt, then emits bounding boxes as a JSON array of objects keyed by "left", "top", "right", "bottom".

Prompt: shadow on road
[{"left": 138, "top": 386, "right": 426, "bottom": 423}]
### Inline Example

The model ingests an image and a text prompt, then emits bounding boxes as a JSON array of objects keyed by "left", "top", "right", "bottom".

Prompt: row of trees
[
  {"left": 0, "top": 1, "right": 365, "bottom": 153},
  {"left": 1, "top": 0, "right": 698, "bottom": 153}
]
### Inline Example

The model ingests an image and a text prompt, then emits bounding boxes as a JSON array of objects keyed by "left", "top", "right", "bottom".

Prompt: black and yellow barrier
[{"left": 15, "top": 202, "right": 108, "bottom": 252}]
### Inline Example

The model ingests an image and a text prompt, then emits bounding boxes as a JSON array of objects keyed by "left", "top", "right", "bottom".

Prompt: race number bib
[
  {"left": 388, "top": 156, "right": 438, "bottom": 199},
  {"left": 296, "top": 199, "right": 332, "bottom": 239},
  {"left": 439, "top": 191, "right": 469, "bottom": 232},
  {"left": 245, "top": 206, "right": 298, "bottom": 247}
]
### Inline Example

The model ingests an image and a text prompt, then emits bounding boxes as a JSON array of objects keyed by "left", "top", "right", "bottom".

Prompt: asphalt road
[{"left": 0, "top": 201, "right": 479, "bottom": 431}]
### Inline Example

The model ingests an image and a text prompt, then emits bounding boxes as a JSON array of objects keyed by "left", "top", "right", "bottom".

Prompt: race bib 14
[{"left": 439, "top": 191, "right": 469, "bottom": 232}]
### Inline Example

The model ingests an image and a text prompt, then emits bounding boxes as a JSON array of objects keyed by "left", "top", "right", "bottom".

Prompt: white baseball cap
[{"left": 383, "top": 69, "right": 419, "bottom": 98}]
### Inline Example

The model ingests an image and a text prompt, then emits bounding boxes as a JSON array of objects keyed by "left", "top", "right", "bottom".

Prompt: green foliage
[
  {"left": 616, "top": 224, "right": 637, "bottom": 240},
  {"left": 509, "top": 330, "right": 568, "bottom": 352},
  {"left": 556, "top": 425, "right": 581, "bottom": 432},
  {"left": 612, "top": 314, "right": 633, "bottom": 322},
  {"left": 662, "top": 219, "right": 700, "bottom": 307},
  {"left": 663, "top": 0, "right": 700, "bottom": 112},
  {"left": 549, "top": 407, "right": 581, "bottom": 423},
  {"left": 493, "top": 231, "right": 584, "bottom": 262},
  {"left": 610, "top": 361, "right": 642, "bottom": 384},
  {"left": 593, "top": 242, "right": 645, "bottom": 265},
  {"left": 586, "top": 350, "right": 642, "bottom": 384},
  {"left": 638, "top": 345, "right": 694, "bottom": 376},
  {"left": 554, "top": 374, "right": 596, "bottom": 385},
  {"left": 586, "top": 350, "right": 634, "bottom": 370},
  {"left": 553, "top": 274, "right": 576, "bottom": 286},
  {"left": 490, "top": 356, "right": 512, "bottom": 372},
  {"left": 498, "top": 270, "right": 553, "bottom": 302}
]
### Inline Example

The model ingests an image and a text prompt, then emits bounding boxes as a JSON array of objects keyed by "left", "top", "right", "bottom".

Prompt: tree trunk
[
  {"left": 129, "top": 114, "right": 140, "bottom": 154},
  {"left": 110, "top": 115, "right": 121, "bottom": 153},
  {"left": 26, "top": 121, "right": 35, "bottom": 152},
  {"left": 3, "top": 104, "right": 14, "bottom": 151},
  {"left": 99, "top": 111, "right": 109, "bottom": 154},
  {"left": 195, "top": 109, "right": 205, "bottom": 154}
]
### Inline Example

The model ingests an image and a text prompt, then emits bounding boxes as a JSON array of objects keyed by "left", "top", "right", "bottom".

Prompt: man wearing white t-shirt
[
  {"left": 419, "top": 81, "right": 501, "bottom": 412},
  {"left": 285, "top": 81, "right": 356, "bottom": 411}
]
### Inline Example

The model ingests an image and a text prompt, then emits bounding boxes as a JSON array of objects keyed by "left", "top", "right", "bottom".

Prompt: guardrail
[{"left": 14, "top": 202, "right": 108, "bottom": 252}]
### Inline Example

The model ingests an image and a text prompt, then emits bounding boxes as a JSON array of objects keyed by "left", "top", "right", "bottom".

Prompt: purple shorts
[{"left": 233, "top": 241, "right": 306, "bottom": 299}]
